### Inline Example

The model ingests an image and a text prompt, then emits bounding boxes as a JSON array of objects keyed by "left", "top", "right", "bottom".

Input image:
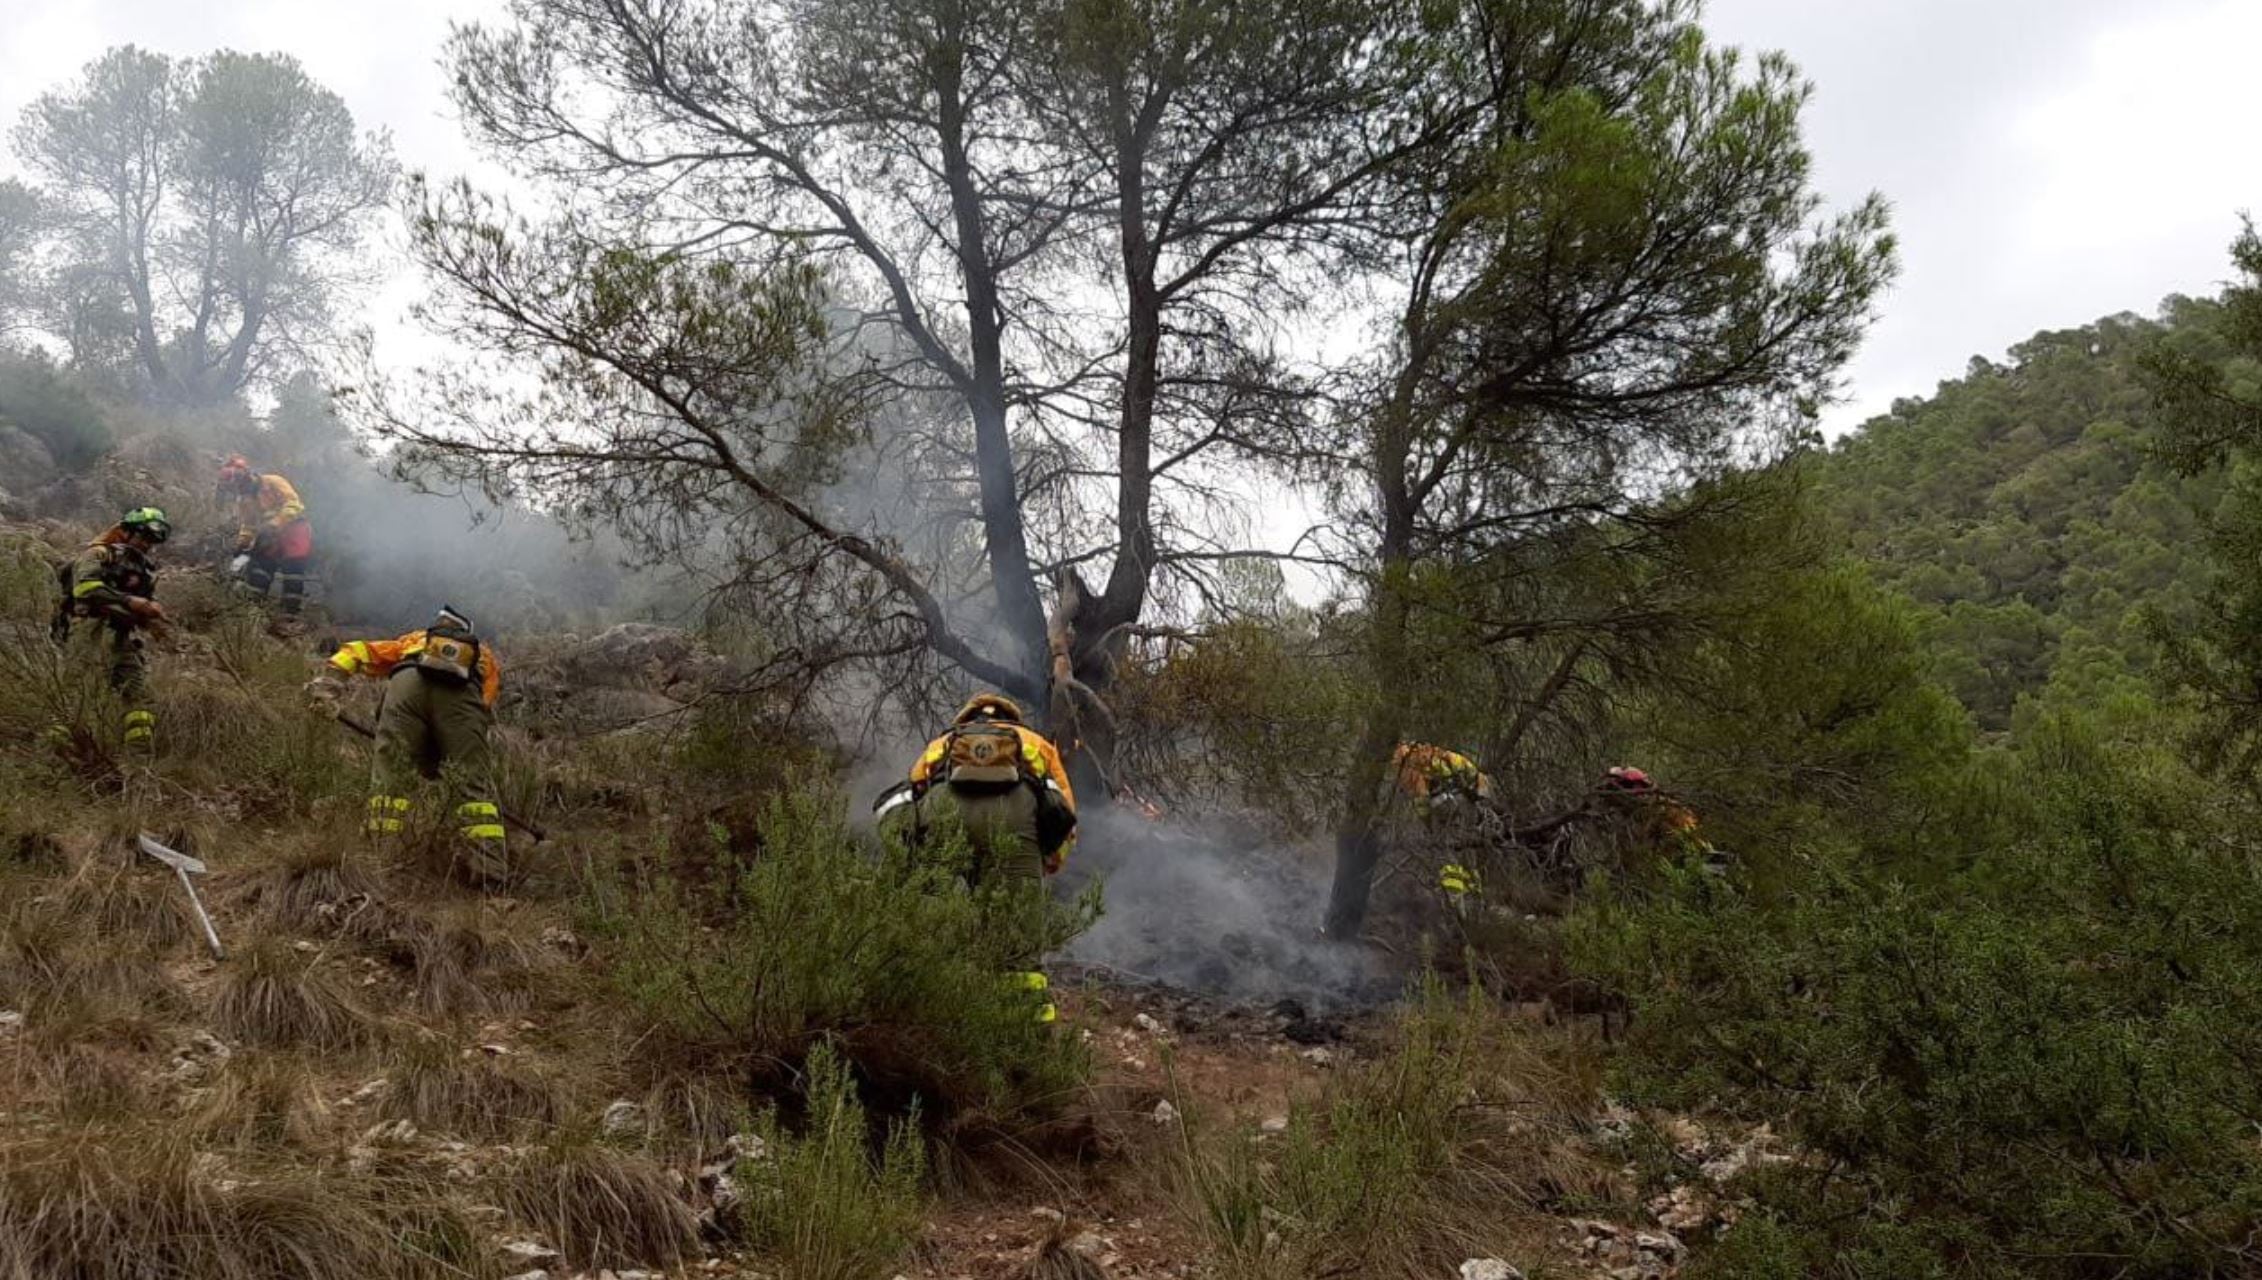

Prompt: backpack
[
  {"left": 944, "top": 721, "right": 1027, "bottom": 788},
  {"left": 414, "top": 632, "right": 482, "bottom": 685}
]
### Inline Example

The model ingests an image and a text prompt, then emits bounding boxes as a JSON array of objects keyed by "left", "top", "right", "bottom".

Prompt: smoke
[{"left": 1055, "top": 806, "right": 1401, "bottom": 1011}]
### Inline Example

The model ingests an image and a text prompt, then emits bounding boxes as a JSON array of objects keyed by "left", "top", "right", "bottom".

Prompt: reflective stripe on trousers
[
  {"left": 122, "top": 709, "right": 155, "bottom": 747},
  {"left": 365, "top": 794, "right": 409, "bottom": 835},
  {"left": 1011, "top": 970, "right": 1057, "bottom": 1024},
  {"left": 456, "top": 800, "right": 505, "bottom": 843}
]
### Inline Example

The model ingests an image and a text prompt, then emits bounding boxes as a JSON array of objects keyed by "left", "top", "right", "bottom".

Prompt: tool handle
[{"left": 176, "top": 865, "right": 225, "bottom": 961}]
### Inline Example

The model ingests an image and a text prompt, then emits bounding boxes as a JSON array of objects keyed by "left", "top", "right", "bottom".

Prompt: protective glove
[{"left": 234, "top": 529, "right": 256, "bottom": 552}]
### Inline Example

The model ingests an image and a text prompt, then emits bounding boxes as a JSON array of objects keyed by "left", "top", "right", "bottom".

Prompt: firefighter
[
  {"left": 322, "top": 606, "right": 506, "bottom": 885},
  {"left": 217, "top": 455, "right": 313, "bottom": 616},
  {"left": 52, "top": 506, "right": 171, "bottom": 751},
  {"left": 874, "top": 692, "right": 1077, "bottom": 1021},
  {"left": 1597, "top": 765, "right": 1719, "bottom": 868},
  {"left": 1393, "top": 742, "right": 1496, "bottom": 905}
]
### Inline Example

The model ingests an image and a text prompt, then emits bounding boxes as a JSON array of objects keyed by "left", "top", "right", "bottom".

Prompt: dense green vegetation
[{"left": 1814, "top": 301, "right": 2231, "bottom": 730}]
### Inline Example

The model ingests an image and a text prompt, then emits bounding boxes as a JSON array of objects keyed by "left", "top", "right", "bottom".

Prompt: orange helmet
[{"left": 953, "top": 693, "right": 1025, "bottom": 726}]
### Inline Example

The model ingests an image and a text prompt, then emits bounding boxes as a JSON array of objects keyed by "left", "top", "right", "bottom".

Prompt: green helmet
[{"left": 120, "top": 506, "right": 172, "bottom": 544}]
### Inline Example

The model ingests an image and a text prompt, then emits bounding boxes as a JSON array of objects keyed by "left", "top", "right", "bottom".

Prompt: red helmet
[
  {"left": 1603, "top": 765, "right": 1656, "bottom": 794},
  {"left": 216, "top": 455, "right": 256, "bottom": 494}
]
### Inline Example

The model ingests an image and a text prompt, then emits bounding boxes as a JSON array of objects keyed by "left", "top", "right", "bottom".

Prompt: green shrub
[
  {"left": 578, "top": 786, "right": 1097, "bottom": 1125},
  {"left": 1575, "top": 713, "right": 2262, "bottom": 1279},
  {"left": 740, "top": 1040, "right": 927, "bottom": 1280}
]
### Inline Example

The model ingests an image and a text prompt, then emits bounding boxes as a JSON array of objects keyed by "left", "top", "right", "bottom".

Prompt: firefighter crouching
[
  {"left": 320, "top": 606, "right": 507, "bottom": 886},
  {"left": 1393, "top": 742, "right": 1496, "bottom": 907},
  {"left": 217, "top": 455, "right": 313, "bottom": 616},
  {"left": 52, "top": 507, "right": 172, "bottom": 752},
  {"left": 874, "top": 693, "right": 1078, "bottom": 1022}
]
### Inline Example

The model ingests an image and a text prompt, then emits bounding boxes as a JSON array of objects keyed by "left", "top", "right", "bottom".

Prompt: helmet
[
  {"left": 430, "top": 605, "right": 477, "bottom": 640},
  {"left": 953, "top": 693, "right": 1024, "bottom": 726},
  {"left": 216, "top": 455, "right": 256, "bottom": 494},
  {"left": 1603, "top": 765, "right": 1655, "bottom": 794},
  {"left": 120, "top": 506, "right": 172, "bottom": 544}
]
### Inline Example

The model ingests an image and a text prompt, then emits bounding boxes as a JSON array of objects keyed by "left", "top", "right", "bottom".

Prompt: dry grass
[
  {"left": 1157, "top": 982, "right": 1611, "bottom": 1280},
  {"left": 381, "top": 1035, "right": 566, "bottom": 1140},
  {"left": 408, "top": 912, "right": 540, "bottom": 1018},
  {"left": 54, "top": 862, "right": 194, "bottom": 953},
  {"left": 212, "top": 940, "right": 377, "bottom": 1051},
  {"left": 0, "top": 1125, "right": 487, "bottom": 1279},
  {"left": 495, "top": 1134, "right": 702, "bottom": 1271},
  {"left": 237, "top": 843, "right": 387, "bottom": 937},
  {"left": 0, "top": 899, "right": 184, "bottom": 1032},
  {"left": 1015, "top": 1231, "right": 1111, "bottom": 1280},
  {"left": 190, "top": 1053, "right": 335, "bottom": 1151}
]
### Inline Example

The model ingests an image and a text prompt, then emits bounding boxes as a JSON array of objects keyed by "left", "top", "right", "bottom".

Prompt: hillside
[
  {"left": 1813, "top": 298, "right": 2230, "bottom": 729},
  {"left": 0, "top": 440, "right": 1711, "bottom": 1280}
]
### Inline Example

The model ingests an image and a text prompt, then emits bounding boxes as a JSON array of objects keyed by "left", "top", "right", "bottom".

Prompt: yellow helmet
[{"left": 954, "top": 692, "right": 1025, "bottom": 726}]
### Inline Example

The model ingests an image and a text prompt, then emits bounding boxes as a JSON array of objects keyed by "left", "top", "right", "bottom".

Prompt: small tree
[{"left": 12, "top": 46, "right": 395, "bottom": 405}]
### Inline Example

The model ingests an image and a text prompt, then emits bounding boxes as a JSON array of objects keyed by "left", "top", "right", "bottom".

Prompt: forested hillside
[{"left": 1815, "top": 299, "right": 2231, "bottom": 729}]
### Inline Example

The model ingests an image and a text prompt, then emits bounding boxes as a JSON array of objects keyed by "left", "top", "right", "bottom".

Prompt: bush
[
  {"left": 578, "top": 787, "right": 1097, "bottom": 1126},
  {"left": 1575, "top": 713, "right": 2262, "bottom": 1279},
  {"left": 0, "top": 353, "right": 113, "bottom": 472},
  {"left": 1168, "top": 978, "right": 1605, "bottom": 1280},
  {"left": 739, "top": 1040, "right": 927, "bottom": 1280}
]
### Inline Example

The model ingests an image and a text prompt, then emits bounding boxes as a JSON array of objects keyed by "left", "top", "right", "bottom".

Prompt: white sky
[{"left": 4, "top": 0, "right": 2261, "bottom": 437}]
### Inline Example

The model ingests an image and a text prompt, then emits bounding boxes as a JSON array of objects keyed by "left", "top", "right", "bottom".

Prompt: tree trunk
[{"left": 1326, "top": 390, "right": 1419, "bottom": 937}]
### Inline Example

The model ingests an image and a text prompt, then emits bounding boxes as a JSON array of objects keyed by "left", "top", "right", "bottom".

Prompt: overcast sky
[{"left": 4, "top": 0, "right": 2260, "bottom": 436}]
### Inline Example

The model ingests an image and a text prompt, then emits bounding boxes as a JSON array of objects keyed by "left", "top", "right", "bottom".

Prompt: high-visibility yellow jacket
[
  {"left": 1394, "top": 743, "right": 1494, "bottom": 806},
  {"left": 910, "top": 723, "right": 1076, "bottom": 870},
  {"left": 911, "top": 724, "right": 1075, "bottom": 808},
  {"left": 234, "top": 473, "right": 305, "bottom": 543},
  {"left": 330, "top": 630, "right": 503, "bottom": 708}
]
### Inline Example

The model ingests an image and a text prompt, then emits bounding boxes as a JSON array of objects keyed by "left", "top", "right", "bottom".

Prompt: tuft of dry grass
[
  {"left": 0, "top": 1124, "right": 487, "bottom": 1279},
  {"left": 1015, "top": 1230, "right": 1111, "bottom": 1280},
  {"left": 409, "top": 914, "right": 540, "bottom": 1018},
  {"left": 212, "top": 940, "right": 377, "bottom": 1051},
  {"left": 0, "top": 899, "right": 184, "bottom": 1033},
  {"left": 495, "top": 1134, "right": 702, "bottom": 1271},
  {"left": 51, "top": 862, "right": 193, "bottom": 954},
  {"left": 190, "top": 1053, "right": 335, "bottom": 1151},
  {"left": 238, "top": 843, "right": 386, "bottom": 937},
  {"left": 381, "top": 1035, "right": 566, "bottom": 1140}
]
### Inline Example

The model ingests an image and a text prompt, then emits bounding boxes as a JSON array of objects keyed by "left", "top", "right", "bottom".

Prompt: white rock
[
  {"left": 1300, "top": 1046, "right": 1335, "bottom": 1067},
  {"left": 1258, "top": 1115, "right": 1289, "bottom": 1134},
  {"left": 1459, "top": 1261, "right": 1525, "bottom": 1280},
  {"left": 1133, "top": 1012, "right": 1167, "bottom": 1036},
  {"left": 501, "top": 1272, "right": 548, "bottom": 1280},
  {"left": 499, "top": 1240, "right": 559, "bottom": 1263},
  {"left": 1634, "top": 1230, "right": 1684, "bottom": 1259},
  {"left": 1150, "top": 1100, "right": 1180, "bottom": 1125},
  {"left": 0, "top": 1011, "right": 22, "bottom": 1037},
  {"left": 1032, "top": 1206, "right": 1066, "bottom": 1224},
  {"left": 600, "top": 1099, "right": 643, "bottom": 1135}
]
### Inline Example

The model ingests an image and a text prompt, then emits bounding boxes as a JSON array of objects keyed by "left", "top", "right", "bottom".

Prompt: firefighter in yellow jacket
[
  {"left": 875, "top": 693, "right": 1077, "bottom": 1020},
  {"left": 324, "top": 606, "right": 507, "bottom": 884},
  {"left": 217, "top": 455, "right": 313, "bottom": 615},
  {"left": 1394, "top": 742, "right": 1495, "bottom": 905}
]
